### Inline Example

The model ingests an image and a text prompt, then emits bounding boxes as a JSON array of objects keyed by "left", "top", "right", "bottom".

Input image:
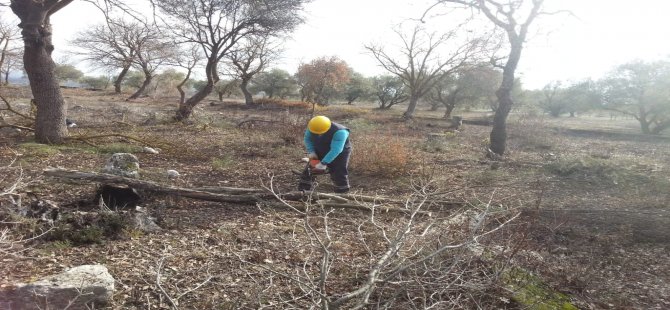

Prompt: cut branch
[{"left": 43, "top": 168, "right": 433, "bottom": 216}]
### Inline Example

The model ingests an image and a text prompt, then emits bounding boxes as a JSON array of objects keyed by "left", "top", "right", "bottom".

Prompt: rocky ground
[{"left": 1, "top": 88, "right": 669, "bottom": 309}]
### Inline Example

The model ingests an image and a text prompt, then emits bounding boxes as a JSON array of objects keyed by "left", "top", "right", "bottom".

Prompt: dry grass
[{"left": 1, "top": 89, "right": 669, "bottom": 309}]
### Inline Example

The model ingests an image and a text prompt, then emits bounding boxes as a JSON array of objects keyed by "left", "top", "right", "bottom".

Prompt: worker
[{"left": 298, "top": 115, "right": 351, "bottom": 193}]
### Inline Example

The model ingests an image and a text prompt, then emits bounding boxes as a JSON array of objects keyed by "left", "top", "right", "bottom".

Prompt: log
[
  {"left": 44, "top": 168, "right": 268, "bottom": 204},
  {"left": 43, "top": 169, "right": 432, "bottom": 216}
]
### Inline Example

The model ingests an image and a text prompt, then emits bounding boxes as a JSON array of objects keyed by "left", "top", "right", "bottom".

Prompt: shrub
[
  {"left": 350, "top": 134, "right": 409, "bottom": 176},
  {"left": 49, "top": 211, "right": 129, "bottom": 245}
]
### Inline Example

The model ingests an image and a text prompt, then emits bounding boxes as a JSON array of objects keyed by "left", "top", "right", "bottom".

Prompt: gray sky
[{"left": 39, "top": 0, "right": 670, "bottom": 89}]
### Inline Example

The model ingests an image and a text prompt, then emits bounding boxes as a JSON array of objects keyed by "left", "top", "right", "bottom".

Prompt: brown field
[{"left": 1, "top": 88, "right": 669, "bottom": 309}]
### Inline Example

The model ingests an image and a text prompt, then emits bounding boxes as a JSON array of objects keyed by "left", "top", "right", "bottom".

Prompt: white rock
[
  {"left": 0, "top": 265, "right": 115, "bottom": 309},
  {"left": 167, "top": 170, "right": 180, "bottom": 178},
  {"left": 143, "top": 147, "right": 159, "bottom": 154}
]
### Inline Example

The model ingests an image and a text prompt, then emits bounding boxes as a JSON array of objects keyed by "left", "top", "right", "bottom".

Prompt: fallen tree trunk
[{"left": 43, "top": 168, "right": 433, "bottom": 216}]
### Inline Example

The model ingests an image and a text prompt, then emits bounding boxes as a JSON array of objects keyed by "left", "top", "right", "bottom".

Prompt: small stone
[
  {"left": 132, "top": 212, "right": 161, "bottom": 232},
  {"left": 166, "top": 170, "right": 180, "bottom": 178},
  {"left": 143, "top": 147, "right": 159, "bottom": 154}
]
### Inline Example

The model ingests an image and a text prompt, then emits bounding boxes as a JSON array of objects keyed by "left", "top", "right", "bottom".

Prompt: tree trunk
[
  {"left": 240, "top": 78, "right": 253, "bottom": 105},
  {"left": 0, "top": 38, "right": 10, "bottom": 74},
  {"left": 176, "top": 58, "right": 219, "bottom": 120},
  {"left": 403, "top": 94, "right": 420, "bottom": 119},
  {"left": 21, "top": 21, "right": 67, "bottom": 144},
  {"left": 489, "top": 38, "right": 523, "bottom": 156},
  {"left": 4, "top": 70, "right": 9, "bottom": 85},
  {"left": 640, "top": 118, "right": 651, "bottom": 134},
  {"left": 128, "top": 75, "right": 152, "bottom": 100},
  {"left": 113, "top": 65, "right": 130, "bottom": 94},
  {"left": 443, "top": 104, "right": 455, "bottom": 119},
  {"left": 176, "top": 68, "right": 192, "bottom": 105},
  {"left": 177, "top": 81, "right": 214, "bottom": 120}
]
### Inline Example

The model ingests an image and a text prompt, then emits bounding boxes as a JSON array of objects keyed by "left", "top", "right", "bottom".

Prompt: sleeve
[
  {"left": 321, "top": 130, "right": 349, "bottom": 164},
  {"left": 304, "top": 129, "right": 315, "bottom": 154}
]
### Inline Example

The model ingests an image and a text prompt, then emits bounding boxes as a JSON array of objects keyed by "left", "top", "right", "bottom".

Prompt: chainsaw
[{"left": 300, "top": 157, "right": 329, "bottom": 175}]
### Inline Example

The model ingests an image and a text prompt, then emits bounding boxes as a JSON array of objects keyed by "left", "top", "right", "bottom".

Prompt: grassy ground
[{"left": 1, "top": 88, "right": 668, "bottom": 309}]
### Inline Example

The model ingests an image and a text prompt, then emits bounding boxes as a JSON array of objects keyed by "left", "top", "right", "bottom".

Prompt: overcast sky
[{"left": 35, "top": 0, "right": 670, "bottom": 89}]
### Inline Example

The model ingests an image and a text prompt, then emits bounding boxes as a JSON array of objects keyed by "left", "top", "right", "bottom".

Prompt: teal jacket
[{"left": 304, "top": 129, "right": 350, "bottom": 164}]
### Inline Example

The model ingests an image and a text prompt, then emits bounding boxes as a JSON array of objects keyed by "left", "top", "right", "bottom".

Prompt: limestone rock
[
  {"left": 103, "top": 153, "right": 140, "bottom": 178},
  {"left": 166, "top": 169, "right": 180, "bottom": 178},
  {"left": 143, "top": 146, "right": 159, "bottom": 154},
  {"left": 132, "top": 211, "right": 162, "bottom": 232},
  {"left": 0, "top": 265, "right": 115, "bottom": 310}
]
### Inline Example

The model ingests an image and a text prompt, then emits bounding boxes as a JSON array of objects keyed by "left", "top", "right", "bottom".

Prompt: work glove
[
  {"left": 308, "top": 153, "right": 319, "bottom": 160},
  {"left": 314, "top": 162, "right": 327, "bottom": 170}
]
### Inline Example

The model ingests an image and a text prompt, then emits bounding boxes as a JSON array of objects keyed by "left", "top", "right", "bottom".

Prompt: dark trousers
[{"left": 298, "top": 149, "right": 351, "bottom": 193}]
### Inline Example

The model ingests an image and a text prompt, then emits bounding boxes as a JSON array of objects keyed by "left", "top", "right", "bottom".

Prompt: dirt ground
[{"left": 1, "top": 88, "right": 669, "bottom": 309}]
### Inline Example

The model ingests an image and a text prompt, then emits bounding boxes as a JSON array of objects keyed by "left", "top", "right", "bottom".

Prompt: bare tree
[
  {"left": 173, "top": 43, "right": 201, "bottom": 105},
  {"left": 430, "top": 0, "right": 546, "bottom": 156},
  {"left": 429, "top": 65, "right": 500, "bottom": 118},
  {"left": 126, "top": 25, "right": 173, "bottom": 100},
  {"left": 366, "top": 25, "right": 484, "bottom": 119},
  {"left": 150, "top": 0, "right": 309, "bottom": 120},
  {"left": 0, "top": 19, "right": 20, "bottom": 81},
  {"left": 71, "top": 19, "right": 144, "bottom": 93},
  {"left": 0, "top": 49, "right": 21, "bottom": 85},
  {"left": 224, "top": 36, "right": 279, "bottom": 105}
]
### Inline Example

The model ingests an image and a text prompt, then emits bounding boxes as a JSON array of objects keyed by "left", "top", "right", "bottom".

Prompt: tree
[
  {"left": 9, "top": 0, "right": 74, "bottom": 143},
  {"left": 433, "top": 0, "right": 546, "bottom": 156},
  {"left": 564, "top": 80, "right": 599, "bottom": 117},
  {"left": 54, "top": 63, "right": 83, "bottom": 82},
  {"left": 80, "top": 75, "right": 111, "bottom": 89},
  {"left": 251, "top": 68, "right": 296, "bottom": 99},
  {"left": 295, "top": 56, "right": 351, "bottom": 104},
  {"left": 535, "top": 80, "right": 597, "bottom": 117},
  {"left": 214, "top": 79, "right": 241, "bottom": 101},
  {"left": 122, "top": 70, "right": 145, "bottom": 91},
  {"left": 8, "top": 0, "right": 128, "bottom": 143},
  {"left": 0, "top": 49, "right": 22, "bottom": 85},
  {"left": 344, "top": 71, "right": 373, "bottom": 105},
  {"left": 71, "top": 19, "right": 144, "bottom": 94},
  {"left": 366, "top": 25, "right": 483, "bottom": 119},
  {"left": 151, "top": 68, "right": 185, "bottom": 98},
  {"left": 173, "top": 44, "right": 201, "bottom": 105},
  {"left": 372, "top": 75, "right": 408, "bottom": 110},
  {"left": 429, "top": 65, "right": 500, "bottom": 118},
  {"left": 0, "top": 19, "right": 20, "bottom": 82},
  {"left": 126, "top": 25, "right": 172, "bottom": 100},
  {"left": 152, "top": 0, "right": 309, "bottom": 120},
  {"left": 539, "top": 81, "right": 564, "bottom": 117},
  {"left": 224, "top": 36, "right": 278, "bottom": 105},
  {"left": 599, "top": 60, "right": 670, "bottom": 134}
]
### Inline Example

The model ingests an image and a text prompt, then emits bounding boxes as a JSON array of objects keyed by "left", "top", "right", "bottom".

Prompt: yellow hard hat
[{"left": 308, "top": 116, "right": 331, "bottom": 134}]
